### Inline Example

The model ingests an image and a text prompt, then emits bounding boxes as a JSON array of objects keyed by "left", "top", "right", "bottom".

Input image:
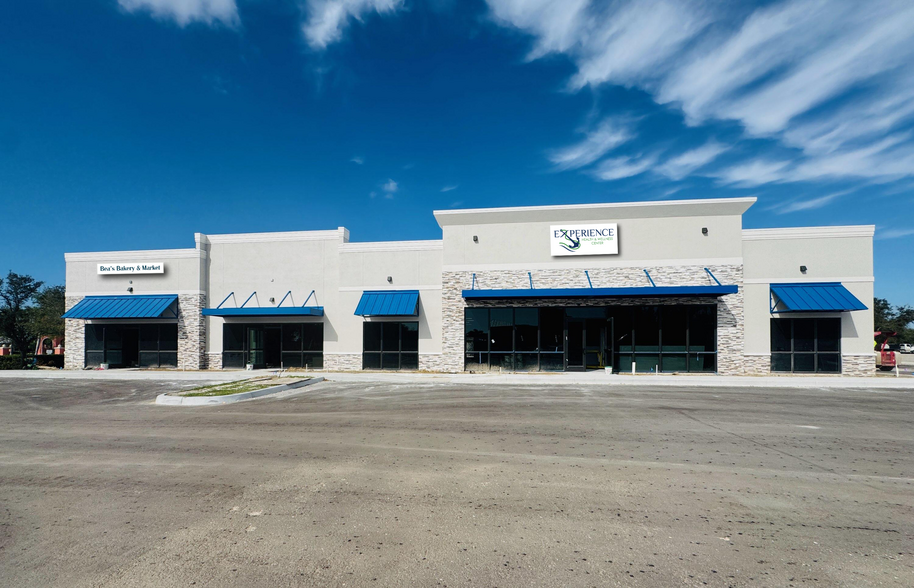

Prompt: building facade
[{"left": 63, "top": 197, "right": 875, "bottom": 376}]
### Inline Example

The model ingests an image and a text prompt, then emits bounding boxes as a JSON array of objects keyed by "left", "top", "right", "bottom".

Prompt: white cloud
[
  {"left": 875, "top": 227, "right": 914, "bottom": 240},
  {"left": 488, "top": 0, "right": 914, "bottom": 185},
  {"left": 350, "top": 156, "right": 364, "bottom": 164},
  {"left": 655, "top": 141, "right": 727, "bottom": 180},
  {"left": 440, "top": 185, "right": 458, "bottom": 192},
  {"left": 711, "top": 159, "right": 791, "bottom": 188},
  {"left": 772, "top": 191, "right": 848, "bottom": 214},
  {"left": 591, "top": 155, "right": 657, "bottom": 181},
  {"left": 302, "top": 0, "right": 404, "bottom": 49},
  {"left": 118, "top": 0, "right": 238, "bottom": 26},
  {"left": 381, "top": 178, "right": 398, "bottom": 198},
  {"left": 547, "top": 117, "right": 632, "bottom": 171}
]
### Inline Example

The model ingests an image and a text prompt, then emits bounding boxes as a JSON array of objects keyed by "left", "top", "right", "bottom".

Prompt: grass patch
[{"left": 181, "top": 376, "right": 307, "bottom": 397}]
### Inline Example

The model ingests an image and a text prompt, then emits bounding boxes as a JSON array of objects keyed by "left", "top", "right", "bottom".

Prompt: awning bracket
[
  {"left": 277, "top": 291, "right": 292, "bottom": 307},
  {"left": 584, "top": 270, "right": 593, "bottom": 288},
  {"left": 704, "top": 267, "right": 722, "bottom": 287},
  {"left": 240, "top": 291, "right": 257, "bottom": 308},
  {"left": 216, "top": 292, "right": 235, "bottom": 309},
  {"left": 528, "top": 272, "right": 533, "bottom": 289},
  {"left": 643, "top": 269, "right": 656, "bottom": 287},
  {"left": 471, "top": 273, "right": 477, "bottom": 290},
  {"left": 302, "top": 290, "right": 316, "bottom": 307}
]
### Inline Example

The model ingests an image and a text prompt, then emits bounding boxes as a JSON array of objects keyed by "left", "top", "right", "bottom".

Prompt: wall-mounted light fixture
[
  {"left": 387, "top": 276, "right": 393, "bottom": 283},
  {"left": 473, "top": 235, "right": 478, "bottom": 243},
  {"left": 701, "top": 227, "right": 708, "bottom": 235},
  {"left": 127, "top": 287, "right": 133, "bottom": 293},
  {"left": 800, "top": 265, "right": 808, "bottom": 273},
  {"left": 269, "top": 297, "right": 275, "bottom": 303}
]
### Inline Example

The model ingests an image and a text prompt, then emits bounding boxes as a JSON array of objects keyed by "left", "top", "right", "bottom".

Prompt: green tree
[
  {"left": 873, "top": 297, "right": 914, "bottom": 344},
  {"left": 0, "top": 271, "right": 43, "bottom": 365},
  {"left": 31, "top": 284, "right": 66, "bottom": 342}
]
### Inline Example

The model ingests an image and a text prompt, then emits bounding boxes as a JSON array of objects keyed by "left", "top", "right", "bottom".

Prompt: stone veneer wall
[
  {"left": 842, "top": 354, "right": 874, "bottom": 377},
  {"left": 177, "top": 294, "right": 206, "bottom": 370},
  {"left": 64, "top": 296, "right": 85, "bottom": 370},
  {"left": 441, "top": 265, "right": 748, "bottom": 375},
  {"left": 324, "top": 352, "right": 362, "bottom": 371}
]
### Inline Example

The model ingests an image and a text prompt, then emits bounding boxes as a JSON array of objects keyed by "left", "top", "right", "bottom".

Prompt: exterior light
[
  {"left": 473, "top": 235, "right": 478, "bottom": 242},
  {"left": 269, "top": 297, "right": 275, "bottom": 303},
  {"left": 701, "top": 227, "right": 708, "bottom": 235},
  {"left": 387, "top": 276, "right": 393, "bottom": 283},
  {"left": 127, "top": 287, "right": 133, "bottom": 293},
  {"left": 800, "top": 265, "right": 807, "bottom": 273}
]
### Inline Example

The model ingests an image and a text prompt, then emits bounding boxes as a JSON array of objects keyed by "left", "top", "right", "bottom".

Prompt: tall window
[
  {"left": 611, "top": 305, "right": 717, "bottom": 373},
  {"left": 363, "top": 322, "right": 418, "bottom": 370},
  {"left": 771, "top": 318, "right": 841, "bottom": 373}
]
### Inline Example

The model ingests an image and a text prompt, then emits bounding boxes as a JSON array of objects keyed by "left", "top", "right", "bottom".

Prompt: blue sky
[{"left": 2, "top": 0, "right": 913, "bottom": 305}]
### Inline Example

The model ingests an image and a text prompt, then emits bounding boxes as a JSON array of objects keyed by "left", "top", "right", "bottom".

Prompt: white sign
[
  {"left": 550, "top": 223, "right": 619, "bottom": 256},
  {"left": 97, "top": 263, "right": 164, "bottom": 275}
]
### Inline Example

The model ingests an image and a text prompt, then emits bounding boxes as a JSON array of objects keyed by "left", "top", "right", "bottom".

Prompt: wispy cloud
[
  {"left": 876, "top": 226, "right": 914, "bottom": 240},
  {"left": 118, "top": 0, "right": 238, "bottom": 26},
  {"left": 350, "top": 156, "right": 364, "bottom": 164},
  {"left": 488, "top": 0, "right": 914, "bottom": 185},
  {"left": 711, "top": 159, "right": 791, "bottom": 188},
  {"left": 302, "top": 0, "right": 404, "bottom": 49},
  {"left": 771, "top": 191, "right": 850, "bottom": 214},
  {"left": 440, "top": 185, "right": 458, "bottom": 192},
  {"left": 655, "top": 141, "right": 727, "bottom": 180},
  {"left": 591, "top": 155, "right": 657, "bottom": 181},
  {"left": 381, "top": 178, "right": 398, "bottom": 198},
  {"left": 547, "top": 116, "right": 633, "bottom": 171}
]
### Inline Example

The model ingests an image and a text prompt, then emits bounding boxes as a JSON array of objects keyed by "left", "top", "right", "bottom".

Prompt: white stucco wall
[{"left": 742, "top": 226, "right": 875, "bottom": 356}]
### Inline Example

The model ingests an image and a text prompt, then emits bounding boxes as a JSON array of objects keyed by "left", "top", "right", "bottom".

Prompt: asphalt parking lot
[{"left": 0, "top": 378, "right": 912, "bottom": 587}]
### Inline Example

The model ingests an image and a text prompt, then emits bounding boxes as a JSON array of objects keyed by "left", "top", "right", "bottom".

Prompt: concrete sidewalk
[{"left": 2, "top": 368, "right": 911, "bottom": 389}]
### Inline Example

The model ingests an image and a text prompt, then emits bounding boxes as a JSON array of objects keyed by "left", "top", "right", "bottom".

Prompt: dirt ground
[{"left": 0, "top": 377, "right": 911, "bottom": 587}]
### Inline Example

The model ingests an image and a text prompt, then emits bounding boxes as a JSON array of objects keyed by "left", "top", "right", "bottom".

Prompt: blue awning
[
  {"left": 202, "top": 307, "right": 324, "bottom": 317},
  {"left": 770, "top": 283, "right": 867, "bottom": 312},
  {"left": 62, "top": 295, "right": 178, "bottom": 319},
  {"left": 355, "top": 290, "right": 420, "bottom": 316},
  {"left": 462, "top": 285, "right": 738, "bottom": 300}
]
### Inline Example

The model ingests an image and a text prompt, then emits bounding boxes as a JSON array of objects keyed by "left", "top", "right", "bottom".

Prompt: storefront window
[
  {"left": 223, "top": 323, "right": 323, "bottom": 369},
  {"left": 770, "top": 318, "right": 841, "bottom": 373},
  {"left": 362, "top": 322, "right": 418, "bottom": 370}
]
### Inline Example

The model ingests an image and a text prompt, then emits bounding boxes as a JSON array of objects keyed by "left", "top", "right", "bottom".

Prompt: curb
[{"left": 155, "top": 377, "right": 324, "bottom": 406}]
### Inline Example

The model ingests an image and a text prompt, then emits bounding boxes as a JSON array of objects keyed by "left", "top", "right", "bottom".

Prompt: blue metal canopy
[
  {"left": 62, "top": 295, "right": 178, "bottom": 319},
  {"left": 462, "top": 285, "right": 738, "bottom": 300},
  {"left": 202, "top": 307, "right": 324, "bottom": 317},
  {"left": 355, "top": 290, "right": 420, "bottom": 316},
  {"left": 770, "top": 282, "right": 867, "bottom": 313}
]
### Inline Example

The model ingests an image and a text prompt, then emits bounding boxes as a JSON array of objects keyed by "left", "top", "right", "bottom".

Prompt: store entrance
[{"left": 565, "top": 312, "right": 613, "bottom": 372}]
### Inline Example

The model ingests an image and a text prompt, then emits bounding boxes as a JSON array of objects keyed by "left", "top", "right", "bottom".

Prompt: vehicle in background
[
  {"left": 875, "top": 331, "right": 897, "bottom": 371},
  {"left": 901, "top": 343, "right": 914, "bottom": 354}
]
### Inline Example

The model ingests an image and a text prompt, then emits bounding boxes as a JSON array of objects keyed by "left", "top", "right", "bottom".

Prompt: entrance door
[
  {"left": 264, "top": 327, "right": 281, "bottom": 368},
  {"left": 584, "top": 318, "right": 606, "bottom": 370},
  {"left": 122, "top": 328, "right": 140, "bottom": 368},
  {"left": 565, "top": 319, "right": 585, "bottom": 371},
  {"left": 248, "top": 326, "right": 265, "bottom": 368}
]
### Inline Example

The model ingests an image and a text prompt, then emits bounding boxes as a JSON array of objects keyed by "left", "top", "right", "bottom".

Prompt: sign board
[
  {"left": 550, "top": 224, "right": 618, "bottom": 256},
  {"left": 97, "top": 263, "right": 164, "bottom": 275}
]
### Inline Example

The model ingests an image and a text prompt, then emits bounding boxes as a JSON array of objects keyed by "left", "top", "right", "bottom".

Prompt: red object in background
[
  {"left": 34, "top": 336, "right": 65, "bottom": 356},
  {"left": 0, "top": 346, "right": 9, "bottom": 356},
  {"left": 875, "top": 331, "right": 897, "bottom": 369}
]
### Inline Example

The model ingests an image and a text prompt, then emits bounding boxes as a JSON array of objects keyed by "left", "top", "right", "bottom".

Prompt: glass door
[
  {"left": 247, "top": 326, "right": 265, "bottom": 368},
  {"left": 565, "top": 319, "right": 585, "bottom": 371}
]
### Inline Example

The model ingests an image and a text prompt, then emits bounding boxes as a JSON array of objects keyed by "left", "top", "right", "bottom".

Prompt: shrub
[
  {"left": 0, "top": 355, "right": 26, "bottom": 370},
  {"left": 35, "top": 355, "right": 64, "bottom": 368}
]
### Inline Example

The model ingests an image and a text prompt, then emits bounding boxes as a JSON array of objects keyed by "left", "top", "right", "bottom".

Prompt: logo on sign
[{"left": 549, "top": 224, "right": 618, "bottom": 257}]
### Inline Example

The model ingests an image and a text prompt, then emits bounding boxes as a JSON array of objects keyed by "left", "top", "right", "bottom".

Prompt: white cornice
[
  {"left": 434, "top": 197, "right": 757, "bottom": 227},
  {"left": 743, "top": 226, "right": 875, "bottom": 241},
  {"left": 340, "top": 240, "right": 443, "bottom": 253},
  {"left": 65, "top": 249, "right": 205, "bottom": 262},
  {"left": 205, "top": 227, "right": 348, "bottom": 244}
]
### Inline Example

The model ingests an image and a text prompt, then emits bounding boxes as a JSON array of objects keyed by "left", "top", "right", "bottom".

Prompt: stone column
[
  {"left": 177, "top": 294, "right": 205, "bottom": 370},
  {"left": 64, "top": 296, "right": 85, "bottom": 370}
]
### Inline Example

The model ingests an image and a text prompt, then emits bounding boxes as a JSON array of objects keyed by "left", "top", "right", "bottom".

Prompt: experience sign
[
  {"left": 550, "top": 223, "right": 619, "bottom": 256},
  {"left": 97, "top": 262, "right": 164, "bottom": 275}
]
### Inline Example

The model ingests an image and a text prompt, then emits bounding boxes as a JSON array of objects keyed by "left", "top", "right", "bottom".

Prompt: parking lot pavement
[{"left": 0, "top": 378, "right": 912, "bottom": 587}]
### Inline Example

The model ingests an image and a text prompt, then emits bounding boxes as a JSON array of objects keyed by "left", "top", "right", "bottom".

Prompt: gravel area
[{"left": 0, "top": 377, "right": 911, "bottom": 587}]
